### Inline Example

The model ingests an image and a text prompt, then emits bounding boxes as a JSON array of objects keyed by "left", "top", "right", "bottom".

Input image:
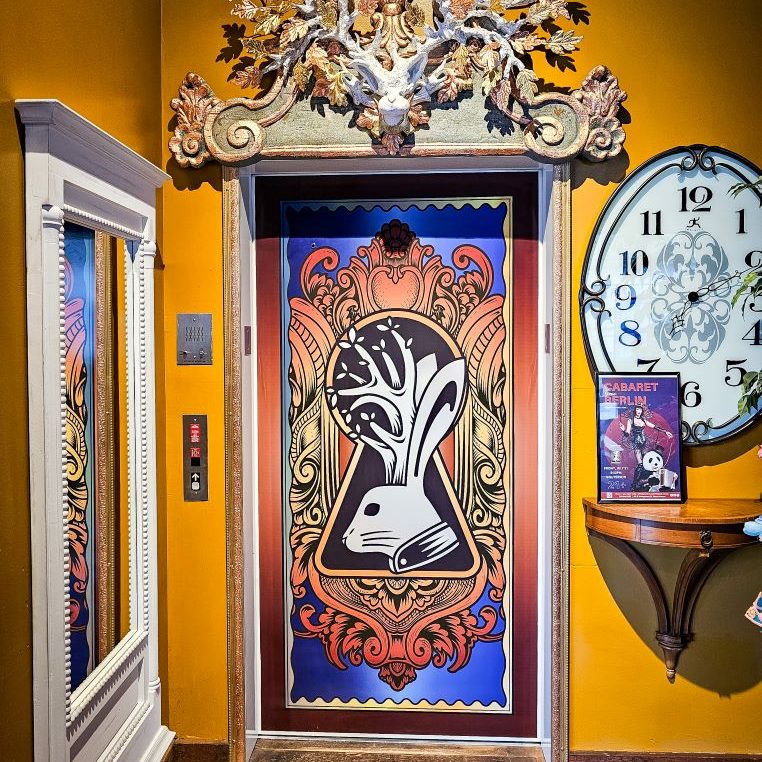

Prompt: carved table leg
[{"left": 589, "top": 529, "right": 731, "bottom": 682}]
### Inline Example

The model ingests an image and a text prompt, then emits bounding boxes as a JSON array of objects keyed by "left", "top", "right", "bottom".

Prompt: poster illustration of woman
[{"left": 597, "top": 373, "right": 684, "bottom": 502}]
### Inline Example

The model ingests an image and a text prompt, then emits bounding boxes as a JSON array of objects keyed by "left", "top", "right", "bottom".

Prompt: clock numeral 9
[
  {"left": 742, "top": 320, "right": 762, "bottom": 346},
  {"left": 680, "top": 381, "right": 702, "bottom": 408},
  {"left": 679, "top": 186, "right": 713, "bottom": 213},
  {"left": 620, "top": 249, "right": 649, "bottom": 276},
  {"left": 725, "top": 360, "right": 748, "bottom": 387},
  {"left": 618, "top": 320, "right": 641, "bottom": 347},
  {"left": 615, "top": 284, "right": 637, "bottom": 310}
]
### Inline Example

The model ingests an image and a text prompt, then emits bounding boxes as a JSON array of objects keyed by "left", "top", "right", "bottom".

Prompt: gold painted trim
[
  {"left": 551, "top": 163, "right": 571, "bottom": 762},
  {"left": 94, "top": 231, "right": 118, "bottom": 665},
  {"left": 223, "top": 166, "right": 246, "bottom": 762}
]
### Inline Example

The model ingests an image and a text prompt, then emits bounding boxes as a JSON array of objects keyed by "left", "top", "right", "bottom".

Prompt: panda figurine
[{"left": 631, "top": 448, "right": 678, "bottom": 493}]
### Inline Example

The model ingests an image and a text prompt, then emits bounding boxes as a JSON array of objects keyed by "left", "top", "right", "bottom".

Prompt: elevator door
[{"left": 253, "top": 172, "right": 539, "bottom": 738}]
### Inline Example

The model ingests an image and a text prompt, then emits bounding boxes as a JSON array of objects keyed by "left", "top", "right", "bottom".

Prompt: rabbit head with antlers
[{"left": 326, "top": 314, "right": 467, "bottom": 573}]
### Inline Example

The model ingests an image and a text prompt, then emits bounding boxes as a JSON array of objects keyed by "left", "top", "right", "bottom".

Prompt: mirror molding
[{"left": 17, "top": 100, "right": 173, "bottom": 762}]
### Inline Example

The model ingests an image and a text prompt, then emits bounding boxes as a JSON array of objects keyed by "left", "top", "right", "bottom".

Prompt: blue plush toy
[{"left": 744, "top": 515, "right": 762, "bottom": 540}]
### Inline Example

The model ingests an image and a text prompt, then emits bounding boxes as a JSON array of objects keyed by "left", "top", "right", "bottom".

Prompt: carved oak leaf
[
  {"left": 280, "top": 17, "right": 309, "bottom": 45},
  {"left": 233, "top": 65, "right": 264, "bottom": 88},
  {"left": 515, "top": 68, "right": 539, "bottom": 102},
  {"left": 408, "top": 103, "right": 430, "bottom": 128},
  {"left": 489, "top": 78, "right": 512, "bottom": 115},
  {"left": 231, "top": 0, "right": 261, "bottom": 20},
  {"left": 525, "top": 0, "right": 571, "bottom": 25},
  {"left": 510, "top": 32, "right": 542, "bottom": 55},
  {"left": 381, "top": 131, "right": 404, "bottom": 155},
  {"left": 169, "top": 73, "right": 221, "bottom": 169},
  {"left": 449, "top": 0, "right": 476, "bottom": 19},
  {"left": 357, "top": 105, "right": 381, "bottom": 136}
]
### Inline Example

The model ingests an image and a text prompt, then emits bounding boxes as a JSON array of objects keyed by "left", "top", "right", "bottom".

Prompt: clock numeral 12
[
  {"left": 742, "top": 320, "right": 762, "bottom": 346},
  {"left": 679, "top": 186, "right": 713, "bottom": 212},
  {"left": 680, "top": 381, "right": 702, "bottom": 408},
  {"left": 725, "top": 360, "right": 748, "bottom": 387},
  {"left": 641, "top": 210, "right": 663, "bottom": 236}
]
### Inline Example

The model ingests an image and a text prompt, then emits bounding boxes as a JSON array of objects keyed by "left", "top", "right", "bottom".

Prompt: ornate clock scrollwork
[{"left": 169, "top": 0, "right": 627, "bottom": 164}]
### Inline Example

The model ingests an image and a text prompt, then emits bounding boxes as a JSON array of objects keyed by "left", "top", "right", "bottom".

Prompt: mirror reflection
[{"left": 63, "top": 225, "right": 131, "bottom": 691}]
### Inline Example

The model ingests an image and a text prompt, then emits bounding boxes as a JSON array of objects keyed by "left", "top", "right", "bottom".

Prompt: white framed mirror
[{"left": 17, "top": 100, "right": 173, "bottom": 762}]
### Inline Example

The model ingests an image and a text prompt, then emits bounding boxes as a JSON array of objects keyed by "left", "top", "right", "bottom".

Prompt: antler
[{"left": 327, "top": 318, "right": 436, "bottom": 485}]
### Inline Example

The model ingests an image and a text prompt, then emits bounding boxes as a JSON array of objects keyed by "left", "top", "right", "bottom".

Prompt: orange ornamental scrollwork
[
  {"left": 169, "top": 1, "right": 627, "bottom": 163},
  {"left": 286, "top": 215, "right": 509, "bottom": 696}
]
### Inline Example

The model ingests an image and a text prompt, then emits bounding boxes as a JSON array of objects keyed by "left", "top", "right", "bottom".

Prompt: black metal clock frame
[{"left": 579, "top": 144, "right": 762, "bottom": 446}]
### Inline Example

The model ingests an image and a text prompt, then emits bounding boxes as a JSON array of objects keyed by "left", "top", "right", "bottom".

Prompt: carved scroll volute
[
  {"left": 574, "top": 65, "right": 628, "bottom": 162},
  {"left": 169, "top": 73, "right": 221, "bottom": 168}
]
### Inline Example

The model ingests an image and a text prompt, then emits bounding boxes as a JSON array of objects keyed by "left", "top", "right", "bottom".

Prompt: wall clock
[{"left": 580, "top": 145, "right": 762, "bottom": 445}]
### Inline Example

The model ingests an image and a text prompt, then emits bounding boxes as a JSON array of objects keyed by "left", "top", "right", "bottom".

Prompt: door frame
[
  {"left": 222, "top": 157, "right": 571, "bottom": 762},
  {"left": 18, "top": 99, "right": 172, "bottom": 762}
]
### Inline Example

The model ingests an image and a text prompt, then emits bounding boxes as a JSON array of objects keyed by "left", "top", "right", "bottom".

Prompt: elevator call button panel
[{"left": 183, "top": 414, "right": 208, "bottom": 501}]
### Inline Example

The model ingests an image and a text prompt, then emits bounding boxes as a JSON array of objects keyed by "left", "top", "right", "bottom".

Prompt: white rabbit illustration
[{"left": 327, "top": 317, "right": 466, "bottom": 573}]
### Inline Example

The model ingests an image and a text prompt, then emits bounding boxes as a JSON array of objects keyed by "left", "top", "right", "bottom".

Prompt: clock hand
[{"left": 671, "top": 268, "right": 750, "bottom": 335}]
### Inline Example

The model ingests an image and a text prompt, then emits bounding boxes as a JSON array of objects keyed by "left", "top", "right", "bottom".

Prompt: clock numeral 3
[
  {"left": 742, "top": 320, "right": 762, "bottom": 346},
  {"left": 680, "top": 381, "right": 702, "bottom": 408},
  {"left": 618, "top": 320, "right": 641, "bottom": 347},
  {"left": 641, "top": 210, "right": 663, "bottom": 236},
  {"left": 725, "top": 359, "right": 748, "bottom": 387},
  {"left": 620, "top": 249, "right": 649, "bottom": 276},
  {"left": 637, "top": 358, "right": 660, "bottom": 372},
  {"left": 679, "top": 186, "right": 713, "bottom": 213}
]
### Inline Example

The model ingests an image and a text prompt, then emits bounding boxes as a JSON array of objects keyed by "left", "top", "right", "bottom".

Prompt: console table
[{"left": 583, "top": 498, "right": 760, "bottom": 681}]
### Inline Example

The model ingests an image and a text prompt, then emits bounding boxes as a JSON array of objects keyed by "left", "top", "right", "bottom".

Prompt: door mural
[{"left": 282, "top": 200, "right": 513, "bottom": 711}]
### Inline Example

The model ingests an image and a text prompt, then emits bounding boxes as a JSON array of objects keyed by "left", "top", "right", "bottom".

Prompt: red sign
[{"left": 189, "top": 423, "right": 201, "bottom": 444}]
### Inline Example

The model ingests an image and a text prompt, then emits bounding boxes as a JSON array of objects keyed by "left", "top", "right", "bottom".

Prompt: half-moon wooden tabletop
[{"left": 583, "top": 498, "right": 761, "bottom": 549}]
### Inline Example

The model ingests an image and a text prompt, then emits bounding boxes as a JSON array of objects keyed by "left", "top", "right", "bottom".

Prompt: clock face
[{"left": 580, "top": 145, "right": 762, "bottom": 445}]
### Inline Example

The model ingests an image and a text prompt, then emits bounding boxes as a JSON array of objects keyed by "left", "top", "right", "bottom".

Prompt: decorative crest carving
[{"left": 170, "top": 1, "right": 627, "bottom": 163}]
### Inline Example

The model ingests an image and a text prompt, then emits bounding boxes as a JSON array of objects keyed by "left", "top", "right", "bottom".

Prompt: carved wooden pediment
[{"left": 170, "top": 0, "right": 627, "bottom": 165}]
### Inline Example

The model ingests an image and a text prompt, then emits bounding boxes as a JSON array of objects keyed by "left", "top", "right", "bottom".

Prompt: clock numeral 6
[
  {"left": 725, "top": 360, "right": 748, "bottom": 387},
  {"left": 620, "top": 250, "right": 649, "bottom": 276},
  {"left": 680, "top": 381, "right": 702, "bottom": 408},
  {"left": 618, "top": 320, "right": 641, "bottom": 347},
  {"left": 615, "top": 284, "right": 637, "bottom": 310}
]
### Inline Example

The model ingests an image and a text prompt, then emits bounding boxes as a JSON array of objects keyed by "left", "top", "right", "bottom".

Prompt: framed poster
[
  {"left": 597, "top": 373, "right": 684, "bottom": 503},
  {"left": 253, "top": 171, "right": 540, "bottom": 738}
]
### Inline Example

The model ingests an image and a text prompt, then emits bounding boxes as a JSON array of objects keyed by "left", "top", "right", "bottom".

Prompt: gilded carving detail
[{"left": 169, "top": 1, "right": 627, "bottom": 163}]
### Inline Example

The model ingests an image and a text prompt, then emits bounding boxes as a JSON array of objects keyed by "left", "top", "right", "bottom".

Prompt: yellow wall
[
  {"left": 159, "top": 0, "right": 762, "bottom": 753},
  {"left": 568, "top": 2, "right": 762, "bottom": 753},
  {"left": 0, "top": 3, "right": 162, "bottom": 759}
]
